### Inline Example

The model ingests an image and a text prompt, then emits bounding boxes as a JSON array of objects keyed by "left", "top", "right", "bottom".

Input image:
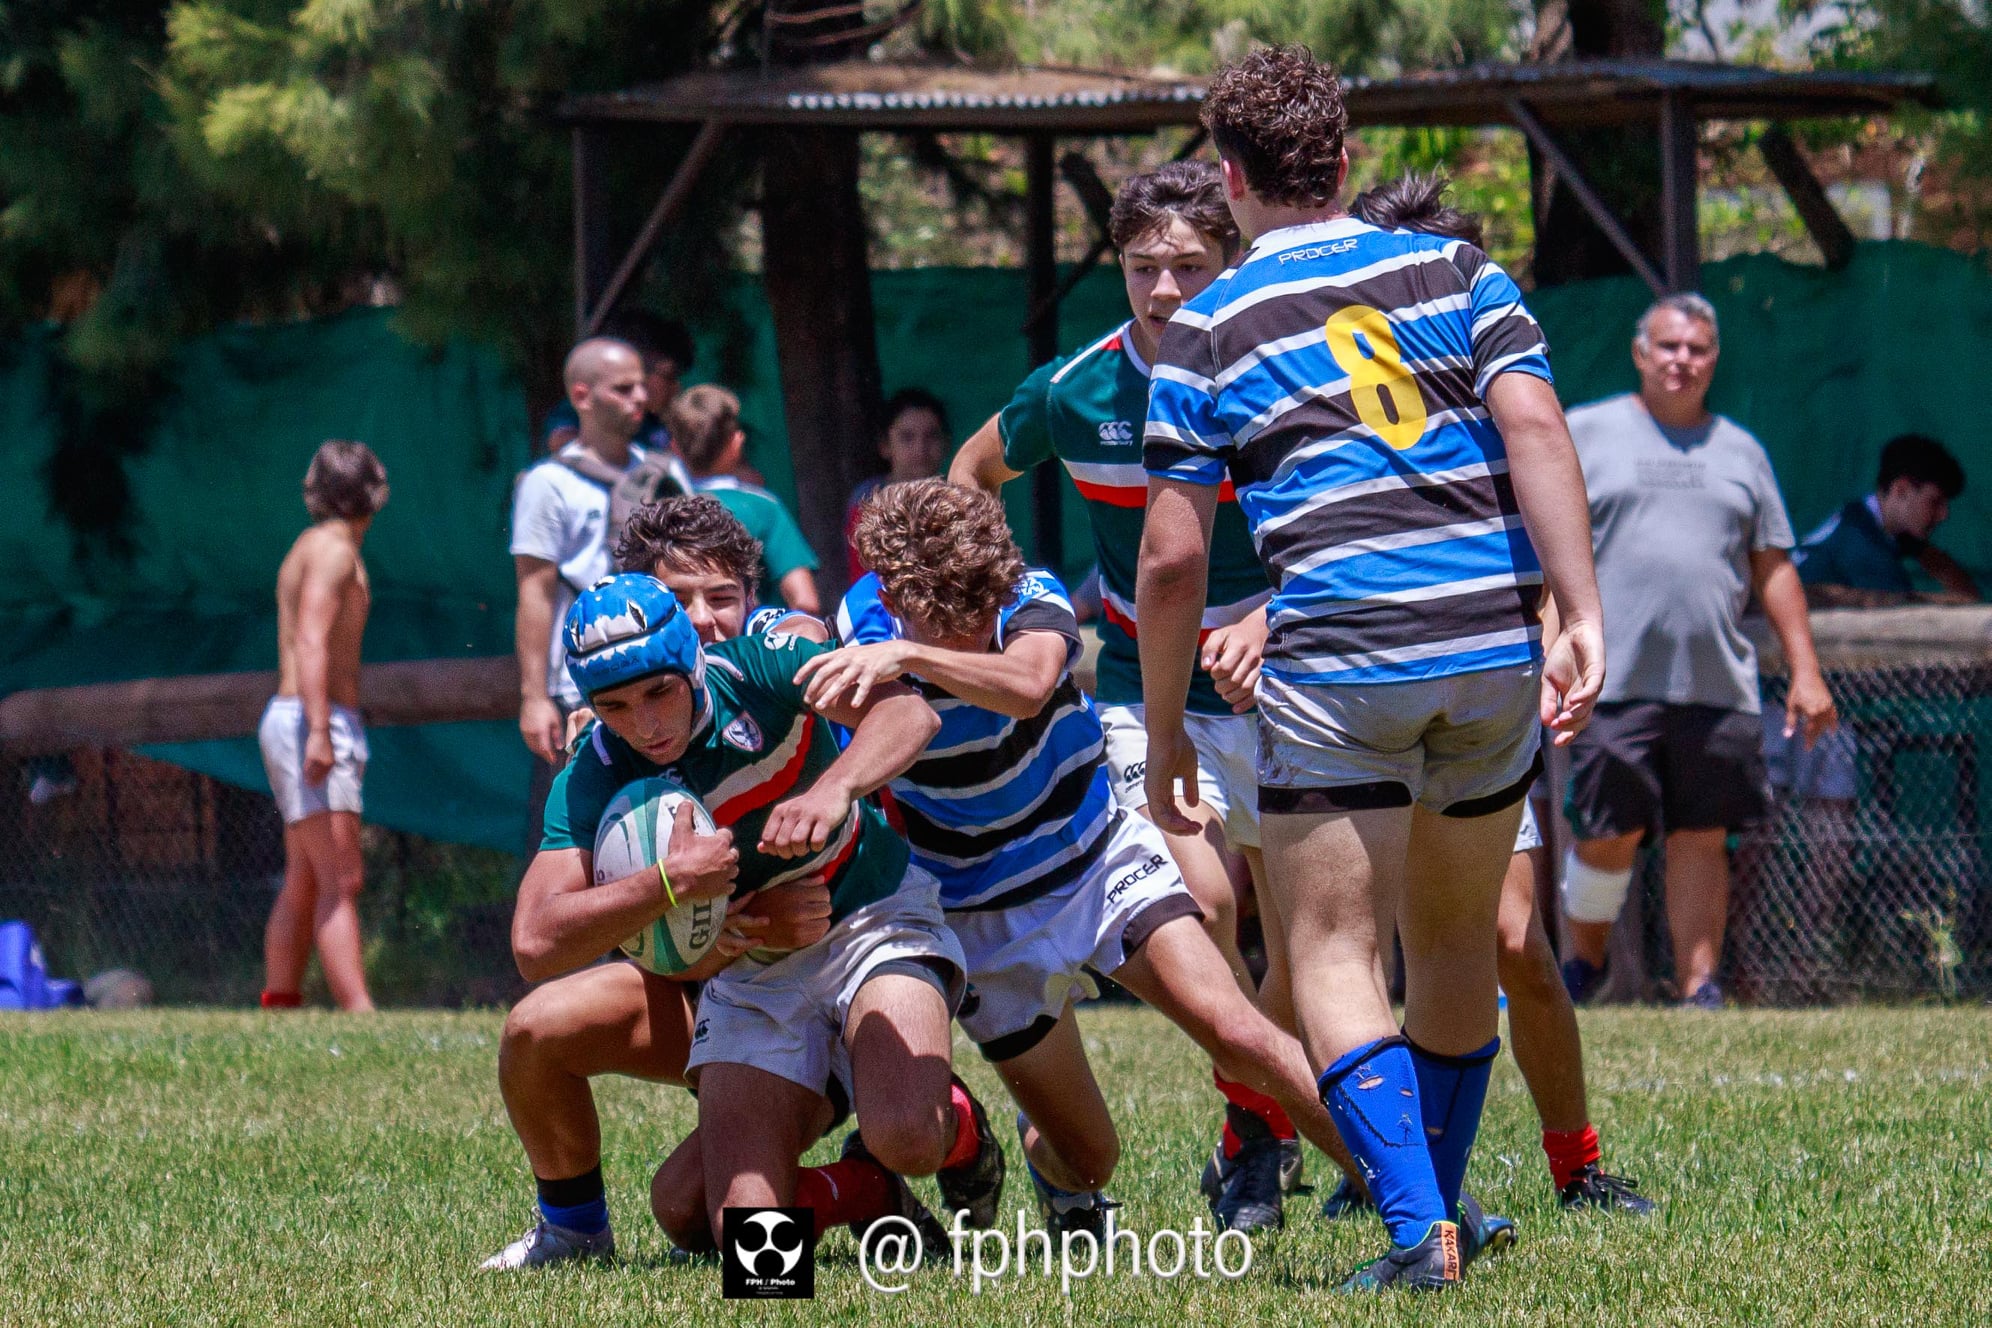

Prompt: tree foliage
[
  {"left": 916, "top": 0, "right": 1531, "bottom": 74},
  {"left": 1815, "top": 0, "right": 1992, "bottom": 210}
]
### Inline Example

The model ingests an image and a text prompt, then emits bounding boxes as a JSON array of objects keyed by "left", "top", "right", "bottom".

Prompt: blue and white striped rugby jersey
[
  {"left": 835, "top": 569, "right": 1115, "bottom": 911},
  {"left": 1144, "top": 216, "right": 1554, "bottom": 686}
]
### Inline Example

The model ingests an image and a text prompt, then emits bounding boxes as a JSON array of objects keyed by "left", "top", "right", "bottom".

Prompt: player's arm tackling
[{"left": 759, "top": 685, "right": 939, "bottom": 858}]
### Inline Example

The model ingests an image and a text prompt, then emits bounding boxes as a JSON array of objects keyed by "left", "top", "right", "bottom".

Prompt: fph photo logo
[{"left": 722, "top": 1207, "right": 814, "bottom": 1299}]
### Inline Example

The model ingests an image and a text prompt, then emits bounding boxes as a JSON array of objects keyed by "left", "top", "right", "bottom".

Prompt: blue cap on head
[{"left": 563, "top": 574, "right": 707, "bottom": 710}]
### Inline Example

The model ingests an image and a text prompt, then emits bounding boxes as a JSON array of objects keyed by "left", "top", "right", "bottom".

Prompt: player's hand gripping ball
[{"left": 593, "top": 777, "right": 727, "bottom": 974}]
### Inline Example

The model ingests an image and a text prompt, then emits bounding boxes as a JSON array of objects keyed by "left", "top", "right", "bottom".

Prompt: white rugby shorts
[
  {"left": 258, "top": 696, "right": 367, "bottom": 824},
  {"left": 685, "top": 865, "right": 965, "bottom": 1097},
  {"left": 946, "top": 810, "right": 1203, "bottom": 1060},
  {"left": 1099, "top": 703, "right": 1261, "bottom": 849}
]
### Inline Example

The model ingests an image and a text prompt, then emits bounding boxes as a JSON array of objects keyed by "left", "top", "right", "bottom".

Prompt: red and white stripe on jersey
[
  {"left": 1099, "top": 583, "right": 1272, "bottom": 642},
  {"left": 706, "top": 714, "right": 816, "bottom": 826},
  {"left": 1050, "top": 326, "right": 1128, "bottom": 384},
  {"left": 1062, "top": 458, "right": 1237, "bottom": 508}
]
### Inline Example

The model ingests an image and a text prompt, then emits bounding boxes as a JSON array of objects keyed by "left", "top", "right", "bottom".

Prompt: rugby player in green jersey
[
  {"left": 951, "top": 162, "right": 1355, "bottom": 1231},
  {"left": 485, "top": 499, "right": 1001, "bottom": 1269}
]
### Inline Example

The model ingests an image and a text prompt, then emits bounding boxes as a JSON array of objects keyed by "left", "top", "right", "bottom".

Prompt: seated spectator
[
  {"left": 1795, "top": 434, "right": 1981, "bottom": 607},
  {"left": 845, "top": 388, "right": 950, "bottom": 579},
  {"left": 541, "top": 310, "right": 696, "bottom": 459},
  {"left": 669, "top": 384, "right": 821, "bottom": 615}
]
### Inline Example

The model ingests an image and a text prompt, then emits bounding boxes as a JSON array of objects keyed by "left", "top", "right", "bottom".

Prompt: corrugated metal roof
[{"left": 562, "top": 58, "right": 1937, "bottom": 132}]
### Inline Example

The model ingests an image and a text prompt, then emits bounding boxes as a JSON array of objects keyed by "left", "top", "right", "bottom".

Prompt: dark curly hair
[
  {"left": 1202, "top": 45, "right": 1348, "bottom": 208},
  {"left": 1108, "top": 161, "right": 1239, "bottom": 254},
  {"left": 853, "top": 479, "right": 1023, "bottom": 641},
  {"left": 615, "top": 495, "right": 763, "bottom": 592},
  {"left": 1351, "top": 172, "right": 1484, "bottom": 249},
  {"left": 303, "top": 440, "right": 388, "bottom": 521}
]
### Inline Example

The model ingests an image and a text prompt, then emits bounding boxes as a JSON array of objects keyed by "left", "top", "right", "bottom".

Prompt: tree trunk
[
  {"left": 760, "top": 127, "right": 882, "bottom": 599},
  {"left": 1528, "top": 0, "right": 1670, "bottom": 288}
]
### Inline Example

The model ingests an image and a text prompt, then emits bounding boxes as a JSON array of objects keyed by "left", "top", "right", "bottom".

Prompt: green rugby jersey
[
  {"left": 541, "top": 630, "right": 908, "bottom": 921},
  {"left": 998, "top": 321, "right": 1271, "bottom": 714}
]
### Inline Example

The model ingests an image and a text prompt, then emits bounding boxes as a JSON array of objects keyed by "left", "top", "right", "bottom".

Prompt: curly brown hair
[
  {"left": 1202, "top": 45, "right": 1348, "bottom": 208},
  {"left": 853, "top": 479, "right": 1023, "bottom": 641},
  {"left": 1351, "top": 172, "right": 1485, "bottom": 248},
  {"left": 614, "top": 495, "right": 763, "bottom": 591},
  {"left": 1108, "top": 161, "right": 1239, "bottom": 255}
]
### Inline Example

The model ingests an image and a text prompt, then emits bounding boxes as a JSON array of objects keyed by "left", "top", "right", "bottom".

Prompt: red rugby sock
[
  {"left": 1215, "top": 1071, "right": 1295, "bottom": 1157},
  {"left": 795, "top": 1158, "right": 895, "bottom": 1238},
  {"left": 259, "top": 990, "right": 303, "bottom": 1009},
  {"left": 1543, "top": 1124, "right": 1602, "bottom": 1190},
  {"left": 942, "top": 1080, "right": 981, "bottom": 1171}
]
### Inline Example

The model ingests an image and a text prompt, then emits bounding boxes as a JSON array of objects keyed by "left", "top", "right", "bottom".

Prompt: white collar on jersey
[
  {"left": 1118, "top": 321, "right": 1152, "bottom": 379},
  {"left": 1242, "top": 214, "right": 1370, "bottom": 263}
]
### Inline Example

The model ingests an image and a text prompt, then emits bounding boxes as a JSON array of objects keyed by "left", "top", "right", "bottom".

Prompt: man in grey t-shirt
[{"left": 1557, "top": 294, "right": 1836, "bottom": 1009}]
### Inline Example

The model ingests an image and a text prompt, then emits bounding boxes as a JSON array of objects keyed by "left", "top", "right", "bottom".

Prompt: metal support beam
[
  {"left": 572, "top": 127, "right": 614, "bottom": 336},
  {"left": 582, "top": 122, "right": 728, "bottom": 338},
  {"left": 1507, "top": 98, "right": 1667, "bottom": 296},
  {"left": 1759, "top": 125, "right": 1856, "bottom": 271},
  {"left": 1659, "top": 91, "right": 1701, "bottom": 291},
  {"left": 1024, "top": 133, "right": 1062, "bottom": 571}
]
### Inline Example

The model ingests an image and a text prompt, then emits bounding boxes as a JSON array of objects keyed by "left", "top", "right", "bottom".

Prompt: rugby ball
[{"left": 593, "top": 777, "right": 726, "bottom": 975}]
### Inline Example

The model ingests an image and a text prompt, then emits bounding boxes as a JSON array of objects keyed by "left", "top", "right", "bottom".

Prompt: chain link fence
[
  {"left": 4, "top": 626, "right": 1989, "bottom": 1007},
  {"left": 0, "top": 748, "right": 526, "bottom": 1006},
  {"left": 1594, "top": 653, "right": 1992, "bottom": 1005}
]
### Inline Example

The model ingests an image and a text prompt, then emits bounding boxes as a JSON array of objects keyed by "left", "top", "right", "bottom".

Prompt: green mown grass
[{"left": 3, "top": 1005, "right": 1989, "bottom": 1326}]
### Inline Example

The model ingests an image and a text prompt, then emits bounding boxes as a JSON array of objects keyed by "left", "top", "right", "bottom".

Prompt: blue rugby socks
[
  {"left": 1317, "top": 1036, "right": 1448, "bottom": 1247},
  {"left": 1408, "top": 1035, "right": 1500, "bottom": 1221},
  {"left": 536, "top": 1164, "right": 609, "bottom": 1235}
]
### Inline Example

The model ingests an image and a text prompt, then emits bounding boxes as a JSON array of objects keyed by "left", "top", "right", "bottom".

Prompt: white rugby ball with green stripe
[{"left": 593, "top": 777, "right": 725, "bottom": 975}]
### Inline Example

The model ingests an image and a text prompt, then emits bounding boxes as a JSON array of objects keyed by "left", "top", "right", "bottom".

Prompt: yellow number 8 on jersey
[{"left": 1325, "top": 304, "right": 1429, "bottom": 450}]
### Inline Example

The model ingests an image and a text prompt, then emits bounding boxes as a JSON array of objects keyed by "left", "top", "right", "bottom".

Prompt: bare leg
[
  {"left": 1497, "top": 847, "right": 1588, "bottom": 1132},
  {"left": 1260, "top": 806, "right": 1412, "bottom": 1069},
  {"left": 1399, "top": 802, "right": 1523, "bottom": 1055},
  {"left": 290, "top": 811, "right": 373, "bottom": 1011},
  {"left": 698, "top": 1065, "right": 826, "bottom": 1234},
  {"left": 1134, "top": 800, "right": 1253, "bottom": 994},
  {"left": 1665, "top": 827, "right": 1731, "bottom": 997},
  {"left": 651, "top": 1129, "right": 714, "bottom": 1252},
  {"left": 844, "top": 972, "right": 958, "bottom": 1176},
  {"left": 992, "top": 1003, "right": 1120, "bottom": 1193},
  {"left": 654, "top": 1107, "right": 832, "bottom": 1251},
  {"left": 497, "top": 964, "right": 694, "bottom": 1180},
  {"left": 1114, "top": 914, "right": 1361, "bottom": 1186},
  {"left": 263, "top": 825, "right": 319, "bottom": 997},
  {"left": 1244, "top": 847, "right": 1298, "bottom": 1033},
  {"left": 1567, "top": 831, "right": 1641, "bottom": 968}
]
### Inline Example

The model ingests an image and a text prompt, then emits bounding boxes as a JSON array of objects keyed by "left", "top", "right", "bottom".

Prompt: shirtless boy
[{"left": 258, "top": 440, "right": 389, "bottom": 1012}]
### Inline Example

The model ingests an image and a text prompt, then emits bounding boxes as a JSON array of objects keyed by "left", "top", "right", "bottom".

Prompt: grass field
[{"left": 4, "top": 1004, "right": 1990, "bottom": 1326}]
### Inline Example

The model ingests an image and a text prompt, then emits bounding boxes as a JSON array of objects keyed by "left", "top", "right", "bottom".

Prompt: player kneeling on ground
[
  {"left": 489, "top": 515, "right": 1003, "bottom": 1268},
  {"left": 485, "top": 498, "right": 841, "bottom": 1270},
  {"left": 806, "top": 479, "right": 1368, "bottom": 1239}
]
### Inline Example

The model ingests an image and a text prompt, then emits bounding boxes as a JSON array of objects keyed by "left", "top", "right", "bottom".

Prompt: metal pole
[
  {"left": 1024, "top": 133, "right": 1063, "bottom": 571},
  {"left": 1659, "top": 91, "right": 1701, "bottom": 292}
]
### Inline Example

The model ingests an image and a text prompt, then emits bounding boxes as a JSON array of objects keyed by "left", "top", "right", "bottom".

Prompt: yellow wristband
[{"left": 657, "top": 860, "right": 678, "bottom": 910}]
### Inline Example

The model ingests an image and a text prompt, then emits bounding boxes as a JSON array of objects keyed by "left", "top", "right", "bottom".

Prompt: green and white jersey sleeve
[
  {"left": 999, "top": 322, "right": 1271, "bottom": 714},
  {"left": 539, "top": 632, "right": 909, "bottom": 922}
]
